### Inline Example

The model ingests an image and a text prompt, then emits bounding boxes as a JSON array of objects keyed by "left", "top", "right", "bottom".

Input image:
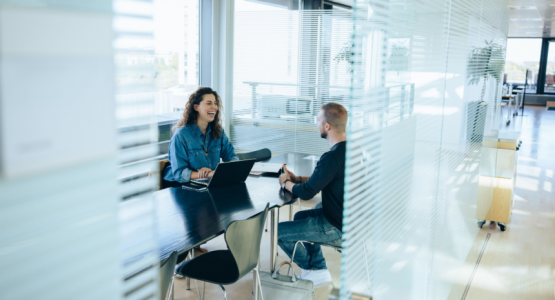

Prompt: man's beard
[{"left": 320, "top": 131, "right": 327, "bottom": 139}]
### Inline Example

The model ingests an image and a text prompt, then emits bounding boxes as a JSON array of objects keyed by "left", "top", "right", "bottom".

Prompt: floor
[
  {"left": 173, "top": 105, "right": 555, "bottom": 300},
  {"left": 462, "top": 105, "right": 555, "bottom": 300}
]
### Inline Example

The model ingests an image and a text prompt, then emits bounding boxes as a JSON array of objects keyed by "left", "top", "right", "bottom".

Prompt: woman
[{"left": 162, "top": 87, "right": 238, "bottom": 189}]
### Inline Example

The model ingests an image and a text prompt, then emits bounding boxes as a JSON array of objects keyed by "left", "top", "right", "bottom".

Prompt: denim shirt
[{"left": 163, "top": 124, "right": 239, "bottom": 183}]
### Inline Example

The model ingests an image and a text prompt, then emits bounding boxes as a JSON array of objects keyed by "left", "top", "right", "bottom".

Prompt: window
[
  {"left": 115, "top": 0, "right": 200, "bottom": 120},
  {"left": 544, "top": 40, "right": 555, "bottom": 93},
  {"left": 115, "top": 0, "right": 200, "bottom": 179},
  {"left": 504, "top": 38, "right": 542, "bottom": 93},
  {"left": 231, "top": 0, "right": 352, "bottom": 155}
]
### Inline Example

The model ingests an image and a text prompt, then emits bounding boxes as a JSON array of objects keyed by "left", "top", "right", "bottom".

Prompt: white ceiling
[{"left": 508, "top": 0, "right": 555, "bottom": 37}]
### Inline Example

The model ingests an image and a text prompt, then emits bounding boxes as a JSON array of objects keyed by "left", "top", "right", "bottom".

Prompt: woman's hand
[
  {"left": 207, "top": 171, "right": 215, "bottom": 178},
  {"left": 197, "top": 167, "right": 213, "bottom": 178}
]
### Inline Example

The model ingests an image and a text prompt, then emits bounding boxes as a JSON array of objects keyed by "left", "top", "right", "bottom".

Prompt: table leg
[
  {"left": 270, "top": 207, "right": 279, "bottom": 272},
  {"left": 289, "top": 203, "right": 294, "bottom": 221}
]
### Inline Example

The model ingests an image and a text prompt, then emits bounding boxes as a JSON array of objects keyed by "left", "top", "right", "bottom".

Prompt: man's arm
[{"left": 289, "top": 154, "right": 339, "bottom": 200}]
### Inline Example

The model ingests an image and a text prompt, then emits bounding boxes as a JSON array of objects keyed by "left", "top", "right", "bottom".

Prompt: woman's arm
[
  {"left": 220, "top": 129, "right": 239, "bottom": 162},
  {"left": 168, "top": 134, "right": 194, "bottom": 183}
]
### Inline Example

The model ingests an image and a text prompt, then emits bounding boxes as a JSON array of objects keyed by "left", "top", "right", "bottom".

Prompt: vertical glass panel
[
  {"left": 544, "top": 40, "right": 555, "bottom": 93},
  {"left": 505, "top": 38, "right": 541, "bottom": 93},
  {"left": 342, "top": 0, "right": 509, "bottom": 299}
]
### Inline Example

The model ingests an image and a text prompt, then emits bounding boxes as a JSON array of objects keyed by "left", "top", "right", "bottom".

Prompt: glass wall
[
  {"left": 504, "top": 38, "right": 541, "bottom": 93},
  {"left": 342, "top": 0, "right": 509, "bottom": 299}
]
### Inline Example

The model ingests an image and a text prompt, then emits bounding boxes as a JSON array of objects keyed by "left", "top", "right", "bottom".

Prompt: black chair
[
  {"left": 159, "top": 251, "right": 178, "bottom": 300},
  {"left": 237, "top": 148, "right": 271, "bottom": 162},
  {"left": 177, "top": 204, "right": 269, "bottom": 300}
]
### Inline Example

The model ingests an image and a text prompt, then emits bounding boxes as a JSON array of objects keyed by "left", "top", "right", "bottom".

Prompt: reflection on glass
[
  {"left": 504, "top": 38, "right": 541, "bottom": 93},
  {"left": 544, "top": 41, "right": 555, "bottom": 93}
]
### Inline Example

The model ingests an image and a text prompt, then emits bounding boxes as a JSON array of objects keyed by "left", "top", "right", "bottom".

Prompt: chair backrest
[
  {"left": 158, "top": 251, "right": 178, "bottom": 300},
  {"left": 224, "top": 204, "right": 269, "bottom": 280},
  {"left": 237, "top": 148, "right": 271, "bottom": 162},
  {"left": 157, "top": 159, "right": 170, "bottom": 190}
]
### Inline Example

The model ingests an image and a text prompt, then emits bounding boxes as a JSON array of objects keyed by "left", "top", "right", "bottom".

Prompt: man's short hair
[{"left": 321, "top": 102, "right": 347, "bottom": 132}]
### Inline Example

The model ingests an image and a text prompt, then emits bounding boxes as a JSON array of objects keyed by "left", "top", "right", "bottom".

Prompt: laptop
[{"left": 190, "top": 159, "right": 256, "bottom": 188}]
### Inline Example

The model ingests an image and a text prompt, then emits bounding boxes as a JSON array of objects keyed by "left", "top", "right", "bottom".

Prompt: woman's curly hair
[{"left": 173, "top": 87, "right": 223, "bottom": 140}]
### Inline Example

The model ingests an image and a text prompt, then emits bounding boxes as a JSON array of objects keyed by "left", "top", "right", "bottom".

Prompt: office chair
[
  {"left": 237, "top": 148, "right": 271, "bottom": 162},
  {"left": 148, "top": 159, "right": 170, "bottom": 190},
  {"left": 176, "top": 204, "right": 269, "bottom": 300},
  {"left": 159, "top": 251, "right": 178, "bottom": 300}
]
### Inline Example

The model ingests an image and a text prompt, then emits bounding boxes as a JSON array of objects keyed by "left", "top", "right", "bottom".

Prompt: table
[{"left": 119, "top": 152, "right": 319, "bottom": 298}]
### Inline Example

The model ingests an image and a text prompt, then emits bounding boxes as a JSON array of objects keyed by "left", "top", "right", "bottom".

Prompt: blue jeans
[{"left": 277, "top": 208, "right": 342, "bottom": 271}]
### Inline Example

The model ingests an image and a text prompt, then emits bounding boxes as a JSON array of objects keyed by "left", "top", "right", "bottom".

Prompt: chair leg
[
  {"left": 168, "top": 275, "right": 175, "bottom": 300},
  {"left": 220, "top": 285, "right": 227, "bottom": 300},
  {"left": 256, "top": 266, "right": 264, "bottom": 300},
  {"left": 202, "top": 281, "right": 206, "bottom": 300},
  {"left": 186, "top": 250, "right": 191, "bottom": 290},
  {"left": 194, "top": 280, "right": 202, "bottom": 300}
]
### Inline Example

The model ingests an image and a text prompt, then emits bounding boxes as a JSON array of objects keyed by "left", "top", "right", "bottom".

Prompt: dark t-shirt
[{"left": 292, "top": 141, "right": 345, "bottom": 231}]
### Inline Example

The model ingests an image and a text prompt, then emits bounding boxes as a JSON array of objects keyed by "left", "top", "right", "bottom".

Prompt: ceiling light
[
  {"left": 507, "top": 5, "right": 536, "bottom": 10},
  {"left": 511, "top": 18, "right": 543, "bottom": 21}
]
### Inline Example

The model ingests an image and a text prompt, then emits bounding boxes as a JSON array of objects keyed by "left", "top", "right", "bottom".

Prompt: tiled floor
[
  {"left": 174, "top": 105, "right": 555, "bottom": 300},
  {"left": 462, "top": 105, "right": 555, "bottom": 300}
]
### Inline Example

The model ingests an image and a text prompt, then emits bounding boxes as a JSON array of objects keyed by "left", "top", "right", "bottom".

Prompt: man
[{"left": 278, "top": 102, "right": 347, "bottom": 288}]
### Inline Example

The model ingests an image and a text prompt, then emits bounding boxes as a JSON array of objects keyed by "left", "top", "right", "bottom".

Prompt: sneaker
[
  {"left": 174, "top": 264, "right": 183, "bottom": 278},
  {"left": 298, "top": 269, "right": 332, "bottom": 288},
  {"left": 298, "top": 269, "right": 311, "bottom": 279}
]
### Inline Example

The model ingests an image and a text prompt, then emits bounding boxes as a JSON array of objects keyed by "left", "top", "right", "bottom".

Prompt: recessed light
[
  {"left": 511, "top": 18, "right": 543, "bottom": 21},
  {"left": 507, "top": 5, "right": 536, "bottom": 9}
]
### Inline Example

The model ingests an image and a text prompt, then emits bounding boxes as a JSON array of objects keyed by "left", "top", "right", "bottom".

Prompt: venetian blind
[
  {"left": 341, "top": 0, "right": 508, "bottom": 299},
  {"left": 114, "top": 0, "right": 160, "bottom": 299},
  {"left": 232, "top": 7, "right": 353, "bottom": 155}
]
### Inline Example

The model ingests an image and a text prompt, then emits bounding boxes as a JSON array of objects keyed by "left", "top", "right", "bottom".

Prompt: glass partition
[{"left": 342, "top": 0, "right": 509, "bottom": 299}]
